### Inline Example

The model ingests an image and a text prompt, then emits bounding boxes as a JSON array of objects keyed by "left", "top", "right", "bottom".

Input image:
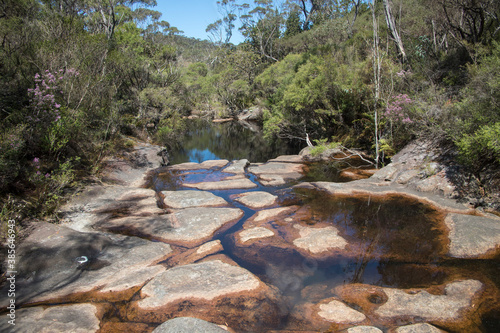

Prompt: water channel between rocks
[
  {"left": 143, "top": 120, "right": 499, "bottom": 332},
  {"left": 3, "top": 119, "right": 499, "bottom": 333}
]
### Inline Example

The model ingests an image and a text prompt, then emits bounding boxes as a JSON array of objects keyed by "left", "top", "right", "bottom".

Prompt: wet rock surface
[{"left": 2, "top": 139, "right": 500, "bottom": 332}]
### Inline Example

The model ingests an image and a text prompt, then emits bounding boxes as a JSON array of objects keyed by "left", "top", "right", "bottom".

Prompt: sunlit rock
[
  {"left": 232, "top": 191, "right": 277, "bottom": 209},
  {"left": 0, "top": 222, "right": 171, "bottom": 306},
  {"left": 127, "top": 257, "right": 285, "bottom": 331},
  {"left": 168, "top": 240, "right": 224, "bottom": 266},
  {"left": 239, "top": 227, "right": 275, "bottom": 243},
  {"left": 184, "top": 178, "right": 258, "bottom": 190},
  {"left": 99, "top": 207, "right": 242, "bottom": 247},
  {"left": 287, "top": 299, "right": 369, "bottom": 332},
  {"left": 445, "top": 213, "right": 500, "bottom": 259},
  {"left": 246, "top": 206, "right": 298, "bottom": 226},
  {"left": 222, "top": 159, "right": 249, "bottom": 174},
  {"left": 152, "top": 317, "right": 230, "bottom": 333},
  {"left": 318, "top": 299, "right": 367, "bottom": 323},
  {"left": 393, "top": 323, "right": 446, "bottom": 333},
  {"left": 347, "top": 326, "right": 384, "bottom": 333},
  {"left": 0, "top": 304, "right": 100, "bottom": 333},
  {"left": 337, "top": 279, "right": 486, "bottom": 331},
  {"left": 292, "top": 224, "right": 348, "bottom": 254},
  {"left": 248, "top": 161, "right": 305, "bottom": 186},
  {"left": 340, "top": 168, "right": 377, "bottom": 181},
  {"left": 167, "top": 159, "right": 229, "bottom": 171},
  {"left": 268, "top": 155, "right": 305, "bottom": 163},
  {"left": 161, "top": 190, "right": 228, "bottom": 208}
]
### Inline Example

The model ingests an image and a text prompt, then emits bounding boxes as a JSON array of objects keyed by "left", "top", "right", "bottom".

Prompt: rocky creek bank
[{"left": 1, "top": 139, "right": 500, "bottom": 332}]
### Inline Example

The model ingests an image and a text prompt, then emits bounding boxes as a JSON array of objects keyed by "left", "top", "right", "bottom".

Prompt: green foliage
[
  {"left": 26, "top": 157, "right": 79, "bottom": 217},
  {"left": 1, "top": 0, "right": 500, "bottom": 223},
  {"left": 0, "top": 125, "right": 26, "bottom": 190},
  {"left": 284, "top": 10, "right": 302, "bottom": 38},
  {"left": 456, "top": 122, "right": 500, "bottom": 172},
  {"left": 154, "top": 115, "right": 187, "bottom": 149},
  {"left": 257, "top": 49, "right": 373, "bottom": 147},
  {"left": 448, "top": 42, "right": 500, "bottom": 173},
  {"left": 309, "top": 139, "right": 340, "bottom": 157}
]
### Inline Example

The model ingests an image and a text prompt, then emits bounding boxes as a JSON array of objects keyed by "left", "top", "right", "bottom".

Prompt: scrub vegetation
[{"left": 1, "top": 0, "right": 500, "bottom": 230}]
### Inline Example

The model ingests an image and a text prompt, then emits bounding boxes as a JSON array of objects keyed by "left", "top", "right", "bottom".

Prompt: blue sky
[{"left": 152, "top": 0, "right": 246, "bottom": 44}]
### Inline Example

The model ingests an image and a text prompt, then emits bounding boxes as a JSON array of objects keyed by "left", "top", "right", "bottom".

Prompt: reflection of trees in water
[
  {"left": 376, "top": 261, "right": 448, "bottom": 289},
  {"left": 150, "top": 169, "right": 184, "bottom": 192},
  {"left": 297, "top": 189, "right": 445, "bottom": 262},
  {"left": 170, "top": 119, "right": 301, "bottom": 164}
]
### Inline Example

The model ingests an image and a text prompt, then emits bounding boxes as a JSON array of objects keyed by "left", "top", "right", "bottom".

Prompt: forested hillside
[{"left": 1, "top": 0, "right": 500, "bottom": 225}]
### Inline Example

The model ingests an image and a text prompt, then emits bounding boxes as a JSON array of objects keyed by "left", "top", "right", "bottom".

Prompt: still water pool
[{"left": 151, "top": 120, "right": 500, "bottom": 332}]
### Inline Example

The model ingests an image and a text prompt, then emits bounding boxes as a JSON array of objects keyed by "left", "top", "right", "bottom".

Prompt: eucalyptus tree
[
  {"left": 289, "top": 0, "right": 363, "bottom": 32},
  {"left": 439, "top": 0, "right": 500, "bottom": 45},
  {"left": 80, "top": 0, "right": 157, "bottom": 40},
  {"left": 206, "top": 0, "right": 239, "bottom": 46},
  {"left": 238, "top": 0, "right": 286, "bottom": 62}
]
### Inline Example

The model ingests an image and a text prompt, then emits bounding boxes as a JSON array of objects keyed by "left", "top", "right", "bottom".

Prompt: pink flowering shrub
[
  {"left": 384, "top": 94, "right": 413, "bottom": 124},
  {"left": 27, "top": 69, "right": 78, "bottom": 126}
]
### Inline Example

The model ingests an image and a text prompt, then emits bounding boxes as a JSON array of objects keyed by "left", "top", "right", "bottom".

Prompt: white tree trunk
[{"left": 383, "top": 0, "right": 406, "bottom": 62}]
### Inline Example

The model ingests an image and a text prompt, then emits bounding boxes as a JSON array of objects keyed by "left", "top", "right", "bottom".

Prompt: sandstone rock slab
[
  {"left": 318, "top": 300, "right": 366, "bottom": 323},
  {"left": 101, "top": 207, "right": 242, "bottom": 247},
  {"left": 293, "top": 224, "right": 347, "bottom": 254},
  {"left": 248, "top": 162, "right": 305, "bottom": 186},
  {"left": 152, "top": 317, "right": 229, "bottom": 333},
  {"left": 445, "top": 213, "right": 500, "bottom": 258},
  {"left": 394, "top": 323, "right": 446, "bottom": 333},
  {"left": 232, "top": 191, "right": 277, "bottom": 209},
  {"left": 167, "top": 160, "right": 229, "bottom": 171},
  {"left": 0, "top": 304, "right": 100, "bottom": 333},
  {"left": 348, "top": 326, "right": 384, "bottom": 333},
  {"left": 168, "top": 240, "right": 224, "bottom": 266},
  {"left": 138, "top": 260, "right": 261, "bottom": 309},
  {"left": 222, "top": 159, "right": 249, "bottom": 174},
  {"left": 0, "top": 222, "right": 171, "bottom": 306},
  {"left": 337, "top": 279, "right": 485, "bottom": 331},
  {"left": 128, "top": 258, "right": 284, "bottom": 331},
  {"left": 239, "top": 227, "right": 275, "bottom": 243},
  {"left": 162, "top": 190, "right": 228, "bottom": 208},
  {"left": 268, "top": 155, "right": 305, "bottom": 163},
  {"left": 376, "top": 280, "right": 483, "bottom": 321}
]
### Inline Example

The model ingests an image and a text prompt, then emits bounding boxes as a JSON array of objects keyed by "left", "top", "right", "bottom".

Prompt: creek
[
  {"left": 149, "top": 119, "right": 500, "bottom": 332},
  {"left": 3, "top": 119, "right": 498, "bottom": 332}
]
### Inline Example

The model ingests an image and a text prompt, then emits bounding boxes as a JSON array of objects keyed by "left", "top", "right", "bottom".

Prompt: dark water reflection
[
  {"left": 295, "top": 188, "right": 447, "bottom": 263},
  {"left": 168, "top": 119, "right": 302, "bottom": 164}
]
